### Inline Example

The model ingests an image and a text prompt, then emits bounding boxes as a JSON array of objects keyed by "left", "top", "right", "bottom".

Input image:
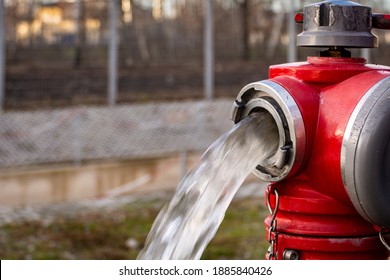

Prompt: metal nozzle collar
[{"left": 231, "top": 81, "right": 305, "bottom": 182}]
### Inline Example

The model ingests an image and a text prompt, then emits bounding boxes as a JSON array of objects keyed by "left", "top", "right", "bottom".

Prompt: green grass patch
[{"left": 0, "top": 197, "right": 268, "bottom": 260}]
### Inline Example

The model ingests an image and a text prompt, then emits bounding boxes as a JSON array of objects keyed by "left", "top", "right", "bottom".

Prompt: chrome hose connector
[{"left": 231, "top": 80, "right": 306, "bottom": 182}]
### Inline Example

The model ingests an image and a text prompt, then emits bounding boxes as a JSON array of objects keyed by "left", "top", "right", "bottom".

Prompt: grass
[{"left": 0, "top": 197, "right": 269, "bottom": 260}]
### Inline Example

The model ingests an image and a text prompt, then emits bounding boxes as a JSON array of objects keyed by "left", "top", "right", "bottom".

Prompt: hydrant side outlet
[{"left": 342, "top": 75, "right": 390, "bottom": 228}]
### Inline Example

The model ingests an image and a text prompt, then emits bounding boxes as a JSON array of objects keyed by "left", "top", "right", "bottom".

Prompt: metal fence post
[
  {"left": 108, "top": 0, "right": 118, "bottom": 106},
  {"left": 288, "top": 0, "right": 298, "bottom": 63},
  {"left": 0, "top": 0, "right": 5, "bottom": 111},
  {"left": 204, "top": 0, "right": 214, "bottom": 100}
]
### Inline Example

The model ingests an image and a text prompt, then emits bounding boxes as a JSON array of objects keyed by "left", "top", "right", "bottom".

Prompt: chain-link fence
[
  {"left": 3, "top": 0, "right": 390, "bottom": 111},
  {"left": 3, "top": 0, "right": 245, "bottom": 110},
  {"left": 0, "top": 99, "right": 232, "bottom": 169},
  {"left": 3, "top": 0, "right": 390, "bottom": 110},
  {"left": 2, "top": 0, "right": 390, "bottom": 170}
]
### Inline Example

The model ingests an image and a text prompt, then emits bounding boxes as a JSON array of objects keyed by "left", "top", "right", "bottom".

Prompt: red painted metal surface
[
  {"left": 269, "top": 57, "right": 390, "bottom": 85},
  {"left": 373, "top": 14, "right": 390, "bottom": 30},
  {"left": 294, "top": 13, "right": 304, "bottom": 23},
  {"left": 264, "top": 57, "right": 390, "bottom": 260},
  {"left": 276, "top": 234, "right": 388, "bottom": 260}
]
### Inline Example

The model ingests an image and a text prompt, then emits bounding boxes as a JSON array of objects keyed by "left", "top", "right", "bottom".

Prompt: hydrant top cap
[
  {"left": 316, "top": 0, "right": 361, "bottom": 6},
  {"left": 297, "top": 0, "right": 378, "bottom": 48}
]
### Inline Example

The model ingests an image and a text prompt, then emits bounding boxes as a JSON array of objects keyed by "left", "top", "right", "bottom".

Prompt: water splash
[{"left": 138, "top": 112, "right": 278, "bottom": 259}]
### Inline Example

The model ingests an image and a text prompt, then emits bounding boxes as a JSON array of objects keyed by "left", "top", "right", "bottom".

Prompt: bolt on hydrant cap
[{"left": 297, "top": 0, "right": 378, "bottom": 48}]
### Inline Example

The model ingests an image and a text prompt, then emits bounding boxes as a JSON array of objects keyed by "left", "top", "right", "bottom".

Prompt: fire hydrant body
[
  {"left": 232, "top": 0, "right": 390, "bottom": 259},
  {"left": 266, "top": 57, "right": 390, "bottom": 259}
]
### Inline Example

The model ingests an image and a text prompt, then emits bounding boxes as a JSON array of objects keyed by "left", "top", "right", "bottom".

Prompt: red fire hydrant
[{"left": 232, "top": 0, "right": 390, "bottom": 260}]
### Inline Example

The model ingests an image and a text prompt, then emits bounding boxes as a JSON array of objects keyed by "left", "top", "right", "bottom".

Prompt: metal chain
[
  {"left": 379, "top": 228, "right": 390, "bottom": 251},
  {"left": 266, "top": 185, "right": 280, "bottom": 260}
]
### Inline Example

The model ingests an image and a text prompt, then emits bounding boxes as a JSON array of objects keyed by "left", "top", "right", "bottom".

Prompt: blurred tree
[
  {"left": 23, "top": 0, "right": 38, "bottom": 47},
  {"left": 235, "top": 0, "right": 250, "bottom": 60},
  {"left": 4, "top": 0, "right": 17, "bottom": 62},
  {"left": 74, "top": 0, "right": 86, "bottom": 68},
  {"left": 133, "top": 1, "right": 151, "bottom": 63}
]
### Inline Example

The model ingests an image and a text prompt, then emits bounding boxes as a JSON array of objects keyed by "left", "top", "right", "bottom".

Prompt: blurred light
[
  {"left": 153, "top": 0, "right": 163, "bottom": 21},
  {"left": 16, "top": 21, "right": 30, "bottom": 41},
  {"left": 60, "top": 19, "right": 76, "bottom": 32},
  {"left": 38, "top": 6, "right": 62, "bottom": 25},
  {"left": 122, "top": 0, "right": 132, "bottom": 24}
]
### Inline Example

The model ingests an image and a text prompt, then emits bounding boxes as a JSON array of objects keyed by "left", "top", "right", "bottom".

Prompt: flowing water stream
[{"left": 137, "top": 112, "right": 279, "bottom": 260}]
